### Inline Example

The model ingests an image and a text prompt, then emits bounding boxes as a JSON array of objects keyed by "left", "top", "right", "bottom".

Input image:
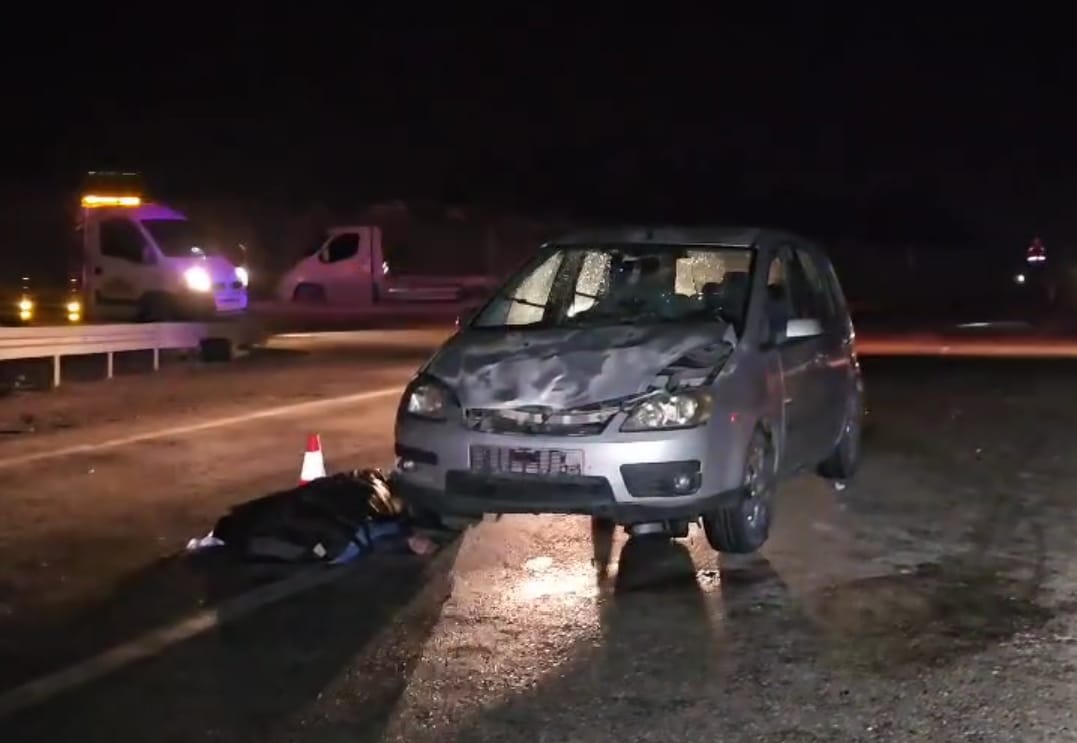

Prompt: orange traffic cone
[{"left": 299, "top": 433, "right": 327, "bottom": 484}]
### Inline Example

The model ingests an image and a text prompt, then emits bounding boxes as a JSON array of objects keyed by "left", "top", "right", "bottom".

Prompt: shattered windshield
[{"left": 472, "top": 244, "right": 756, "bottom": 331}]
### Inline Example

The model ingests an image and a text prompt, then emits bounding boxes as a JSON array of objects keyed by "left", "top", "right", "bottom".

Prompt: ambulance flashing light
[{"left": 80, "top": 194, "right": 142, "bottom": 208}]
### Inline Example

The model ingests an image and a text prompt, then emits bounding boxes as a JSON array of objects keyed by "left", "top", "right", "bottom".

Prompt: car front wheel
[{"left": 702, "top": 428, "right": 775, "bottom": 554}]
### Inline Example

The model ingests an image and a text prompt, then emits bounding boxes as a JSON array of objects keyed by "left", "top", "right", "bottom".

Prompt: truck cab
[
  {"left": 277, "top": 225, "right": 496, "bottom": 306},
  {"left": 78, "top": 193, "right": 248, "bottom": 322}
]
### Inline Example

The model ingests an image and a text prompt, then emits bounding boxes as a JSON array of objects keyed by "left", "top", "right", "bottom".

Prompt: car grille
[
  {"left": 469, "top": 445, "right": 584, "bottom": 476},
  {"left": 464, "top": 406, "right": 615, "bottom": 436}
]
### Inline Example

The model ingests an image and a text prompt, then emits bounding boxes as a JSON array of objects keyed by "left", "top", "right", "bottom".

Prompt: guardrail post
[
  {"left": 106, "top": 351, "right": 114, "bottom": 380},
  {"left": 152, "top": 348, "right": 160, "bottom": 371},
  {"left": 52, "top": 355, "right": 61, "bottom": 388}
]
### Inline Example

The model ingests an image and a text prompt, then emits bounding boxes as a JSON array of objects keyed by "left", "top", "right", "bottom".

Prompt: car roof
[{"left": 546, "top": 226, "right": 807, "bottom": 249}]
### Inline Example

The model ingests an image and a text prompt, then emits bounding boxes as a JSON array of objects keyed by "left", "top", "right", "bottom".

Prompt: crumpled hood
[{"left": 426, "top": 323, "right": 730, "bottom": 410}]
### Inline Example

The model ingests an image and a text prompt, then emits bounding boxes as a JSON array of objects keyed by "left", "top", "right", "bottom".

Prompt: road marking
[
  {"left": 0, "top": 538, "right": 462, "bottom": 718},
  {"left": 0, "top": 385, "right": 401, "bottom": 471}
]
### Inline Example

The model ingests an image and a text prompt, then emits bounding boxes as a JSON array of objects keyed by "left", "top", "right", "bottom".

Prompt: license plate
[
  {"left": 214, "top": 292, "right": 247, "bottom": 311},
  {"left": 470, "top": 446, "right": 583, "bottom": 475}
]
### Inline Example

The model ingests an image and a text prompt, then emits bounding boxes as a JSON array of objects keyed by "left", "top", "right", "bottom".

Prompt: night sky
[{"left": 4, "top": 12, "right": 1075, "bottom": 246}]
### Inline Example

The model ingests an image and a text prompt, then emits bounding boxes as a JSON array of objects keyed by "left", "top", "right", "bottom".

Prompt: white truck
[
  {"left": 5, "top": 171, "right": 249, "bottom": 325},
  {"left": 276, "top": 225, "right": 498, "bottom": 306},
  {"left": 77, "top": 192, "right": 248, "bottom": 323},
  {"left": 6, "top": 185, "right": 249, "bottom": 325}
]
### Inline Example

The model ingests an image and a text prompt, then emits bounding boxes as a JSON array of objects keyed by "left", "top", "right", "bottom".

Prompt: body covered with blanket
[{"left": 202, "top": 470, "right": 437, "bottom": 563}]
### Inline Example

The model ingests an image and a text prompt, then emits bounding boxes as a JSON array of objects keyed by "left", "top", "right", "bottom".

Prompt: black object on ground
[{"left": 211, "top": 470, "right": 415, "bottom": 563}]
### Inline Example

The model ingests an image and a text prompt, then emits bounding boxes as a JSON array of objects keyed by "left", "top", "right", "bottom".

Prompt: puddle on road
[{"left": 807, "top": 561, "right": 1056, "bottom": 674}]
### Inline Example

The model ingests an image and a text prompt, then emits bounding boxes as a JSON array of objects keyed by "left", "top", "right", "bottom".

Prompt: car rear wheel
[
  {"left": 818, "top": 390, "right": 862, "bottom": 481},
  {"left": 702, "top": 428, "right": 774, "bottom": 554}
]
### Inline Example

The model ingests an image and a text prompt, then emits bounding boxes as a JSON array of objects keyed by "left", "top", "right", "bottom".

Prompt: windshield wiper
[{"left": 497, "top": 292, "right": 548, "bottom": 310}]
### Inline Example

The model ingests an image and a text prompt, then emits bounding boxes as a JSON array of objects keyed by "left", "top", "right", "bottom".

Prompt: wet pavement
[{"left": 3, "top": 352, "right": 1077, "bottom": 741}]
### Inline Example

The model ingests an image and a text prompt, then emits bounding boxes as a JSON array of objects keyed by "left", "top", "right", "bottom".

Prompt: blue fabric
[{"left": 330, "top": 520, "right": 406, "bottom": 564}]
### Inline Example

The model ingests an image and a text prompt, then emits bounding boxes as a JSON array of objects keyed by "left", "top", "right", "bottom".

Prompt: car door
[
  {"left": 318, "top": 231, "right": 373, "bottom": 305},
  {"left": 93, "top": 216, "right": 153, "bottom": 321},
  {"left": 765, "top": 247, "right": 831, "bottom": 471},
  {"left": 792, "top": 247, "right": 850, "bottom": 449}
]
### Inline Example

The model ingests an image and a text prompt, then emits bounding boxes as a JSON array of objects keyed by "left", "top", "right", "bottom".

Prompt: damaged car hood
[{"left": 426, "top": 323, "right": 733, "bottom": 410}]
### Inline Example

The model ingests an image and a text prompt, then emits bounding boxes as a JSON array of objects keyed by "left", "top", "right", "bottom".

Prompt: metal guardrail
[{"left": 0, "top": 322, "right": 250, "bottom": 387}]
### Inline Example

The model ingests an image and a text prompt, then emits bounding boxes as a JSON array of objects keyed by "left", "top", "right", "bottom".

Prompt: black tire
[
  {"left": 199, "top": 337, "right": 234, "bottom": 363},
  {"left": 292, "top": 283, "right": 327, "bottom": 304},
  {"left": 702, "top": 428, "right": 775, "bottom": 554},
  {"left": 136, "top": 292, "right": 176, "bottom": 323},
  {"left": 818, "top": 388, "right": 863, "bottom": 481}
]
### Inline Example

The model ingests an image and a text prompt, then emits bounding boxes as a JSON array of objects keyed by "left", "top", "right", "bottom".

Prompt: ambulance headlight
[
  {"left": 235, "top": 266, "right": 249, "bottom": 287},
  {"left": 183, "top": 266, "right": 212, "bottom": 292}
]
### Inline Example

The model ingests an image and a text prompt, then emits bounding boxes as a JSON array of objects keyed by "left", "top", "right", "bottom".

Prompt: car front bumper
[
  {"left": 393, "top": 473, "right": 746, "bottom": 523},
  {"left": 393, "top": 415, "right": 752, "bottom": 525}
]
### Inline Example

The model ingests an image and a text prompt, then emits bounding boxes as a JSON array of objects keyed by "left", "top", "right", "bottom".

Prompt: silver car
[{"left": 393, "top": 227, "right": 863, "bottom": 553}]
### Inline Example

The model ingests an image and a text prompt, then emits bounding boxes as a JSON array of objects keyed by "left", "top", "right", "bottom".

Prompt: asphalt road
[{"left": 1, "top": 330, "right": 1077, "bottom": 741}]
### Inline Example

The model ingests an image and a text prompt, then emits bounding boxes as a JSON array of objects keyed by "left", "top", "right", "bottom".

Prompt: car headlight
[
  {"left": 235, "top": 266, "right": 249, "bottom": 287},
  {"left": 404, "top": 379, "right": 454, "bottom": 421},
  {"left": 184, "top": 266, "right": 212, "bottom": 292},
  {"left": 621, "top": 390, "right": 713, "bottom": 432}
]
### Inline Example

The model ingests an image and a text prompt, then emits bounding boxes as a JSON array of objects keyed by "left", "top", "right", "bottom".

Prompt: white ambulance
[{"left": 76, "top": 191, "right": 248, "bottom": 322}]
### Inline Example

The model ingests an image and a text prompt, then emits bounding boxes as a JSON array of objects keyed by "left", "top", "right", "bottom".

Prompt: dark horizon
[{"left": 4, "top": 16, "right": 1077, "bottom": 248}]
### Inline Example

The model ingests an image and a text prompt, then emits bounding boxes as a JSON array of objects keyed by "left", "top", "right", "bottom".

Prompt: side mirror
[
  {"left": 785, "top": 318, "right": 823, "bottom": 340},
  {"left": 455, "top": 306, "right": 479, "bottom": 328},
  {"left": 141, "top": 246, "right": 157, "bottom": 266}
]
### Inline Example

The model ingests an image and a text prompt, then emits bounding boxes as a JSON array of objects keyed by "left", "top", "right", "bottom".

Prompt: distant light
[
  {"left": 1026, "top": 237, "right": 1047, "bottom": 264},
  {"left": 17, "top": 297, "right": 33, "bottom": 312},
  {"left": 81, "top": 194, "right": 141, "bottom": 208},
  {"left": 1015, "top": 273, "right": 1026, "bottom": 284}
]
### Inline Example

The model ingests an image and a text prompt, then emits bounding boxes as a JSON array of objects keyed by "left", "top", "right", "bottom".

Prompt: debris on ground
[{"left": 185, "top": 469, "right": 454, "bottom": 564}]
